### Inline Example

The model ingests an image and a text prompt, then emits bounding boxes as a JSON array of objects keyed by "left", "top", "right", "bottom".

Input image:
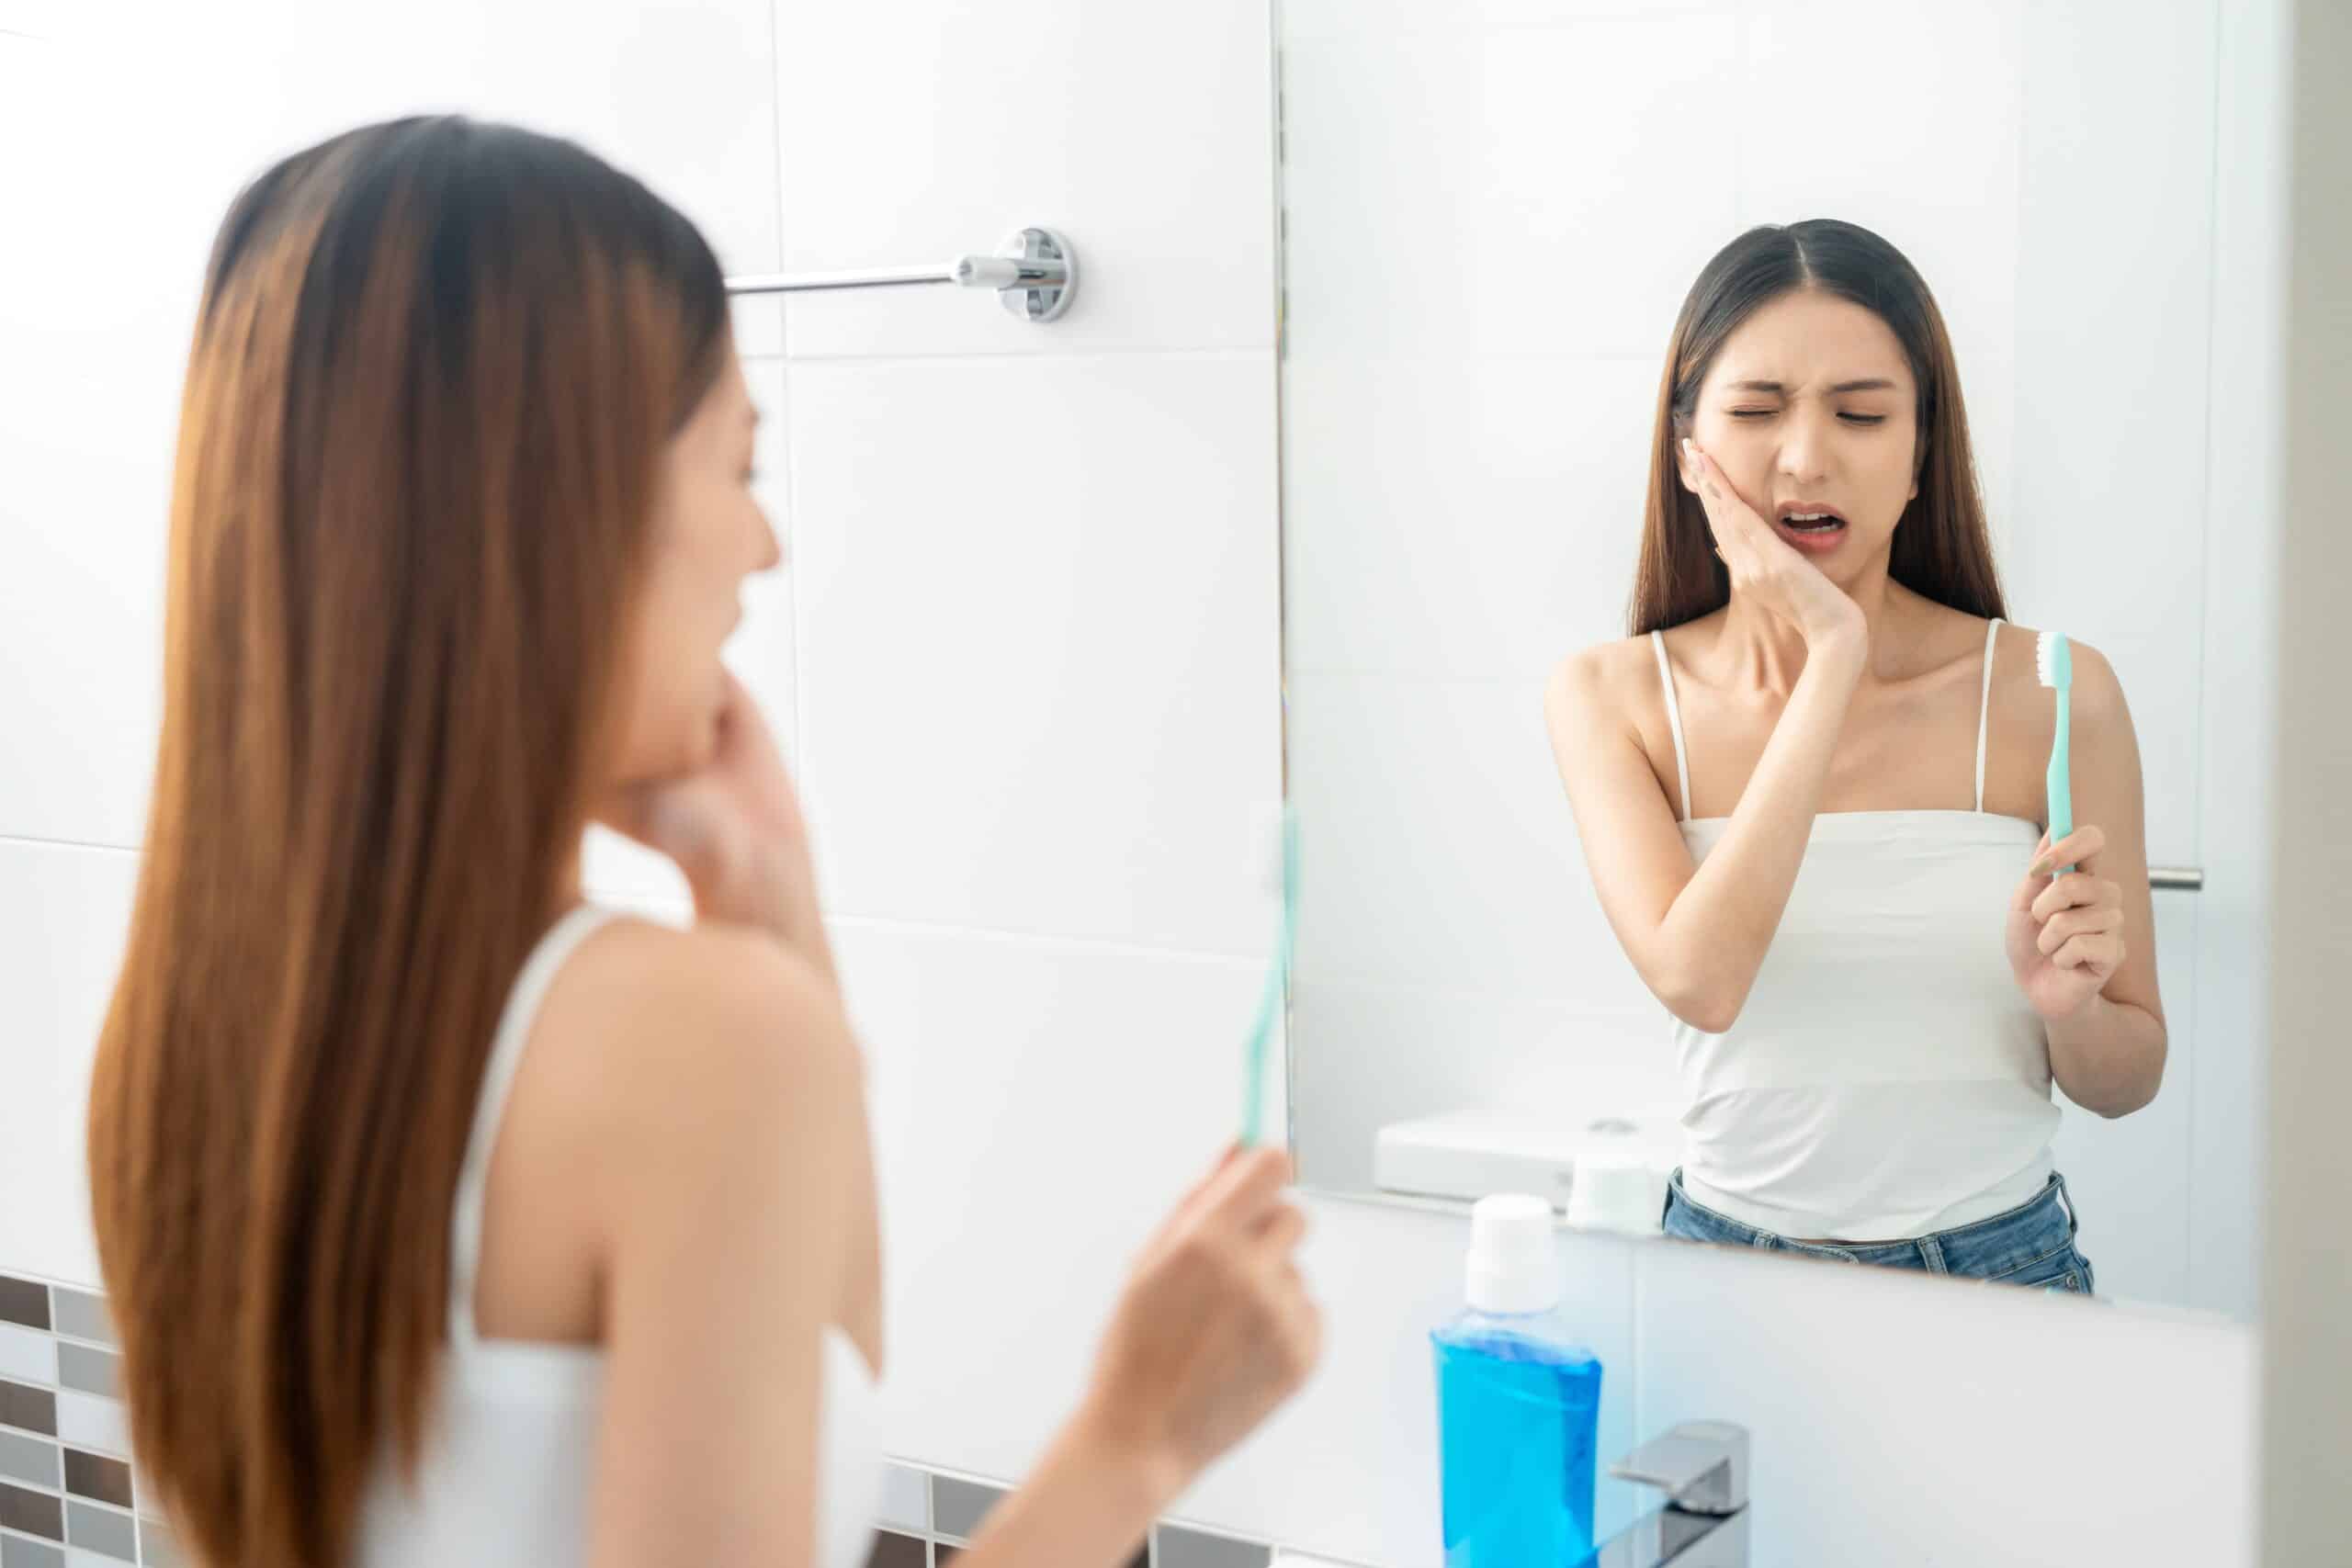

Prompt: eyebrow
[{"left": 1726, "top": 378, "right": 1899, "bottom": 394}]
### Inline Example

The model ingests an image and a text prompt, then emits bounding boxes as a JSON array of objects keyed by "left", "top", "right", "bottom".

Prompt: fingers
[
  {"left": 2037, "top": 902, "right": 2124, "bottom": 956},
  {"left": 1680, "top": 440, "right": 1749, "bottom": 559},
  {"left": 2028, "top": 825, "right": 2108, "bottom": 877},
  {"left": 2030, "top": 870, "right": 2121, "bottom": 923},
  {"left": 2049, "top": 931, "right": 2126, "bottom": 976},
  {"left": 1201, "top": 1146, "right": 1294, "bottom": 1232},
  {"left": 1249, "top": 1199, "right": 1309, "bottom": 1261},
  {"left": 1159, "top": 1145, "right": 1290, "bottom": 1248}
]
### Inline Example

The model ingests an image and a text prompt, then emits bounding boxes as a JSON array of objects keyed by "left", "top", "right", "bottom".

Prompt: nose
[
  {"left": 1776, "top": 402, "right": 1835, "bottom": 488},
  {"left": 753, "top": 506, "right": 784, "bottom": 573}
]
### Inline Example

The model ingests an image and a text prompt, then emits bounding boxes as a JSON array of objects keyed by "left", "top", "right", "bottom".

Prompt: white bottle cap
[
  {"left": 1564, "top": 1120, "right": 1674, "bottom": 1236},
  {"left": 1465, "top": 1193, "right": 1562, "bottom": 1314}
]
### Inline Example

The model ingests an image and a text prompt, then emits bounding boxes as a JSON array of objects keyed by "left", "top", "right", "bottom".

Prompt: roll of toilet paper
[{"left": 1564, "top": 1119, "right": 1674, "bottom": 1235}]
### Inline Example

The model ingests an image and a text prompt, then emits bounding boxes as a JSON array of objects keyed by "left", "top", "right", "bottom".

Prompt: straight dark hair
[
  {"left": 1630, "top": 219, "right": 2007, "bottom": 635},
  {"left": 87, "top": 116, "right": 729, "bottom": 1568}
]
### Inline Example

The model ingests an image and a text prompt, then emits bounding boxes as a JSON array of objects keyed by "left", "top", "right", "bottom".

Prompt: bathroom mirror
[{"left": 1276, "top": 0, "right": 2269, "bottom": 1319}]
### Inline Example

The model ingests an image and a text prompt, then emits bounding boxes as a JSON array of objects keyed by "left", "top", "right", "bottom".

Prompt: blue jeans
[{"left": 1660, "top": 1170, "right": 2098, "bottom": 1293}]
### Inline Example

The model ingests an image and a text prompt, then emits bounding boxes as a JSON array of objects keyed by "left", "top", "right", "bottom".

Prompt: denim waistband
[{"left": 1663, "top": 1168, "right": 2081, "bottom": 1280}]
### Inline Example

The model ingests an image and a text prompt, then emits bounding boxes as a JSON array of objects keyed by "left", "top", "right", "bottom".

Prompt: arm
[
  {"left": 584, "top": 942, "right": 1315, "bottom": 1566},
  {"left": 585, "top": 930, "right": 863, "bottom": 1567},
  {"left": 1545, "top": 630, "right": 1866, "bottom": 1032},
  {"left": 2015, "top": 645, "right": 2167, "bottom": 1115}
]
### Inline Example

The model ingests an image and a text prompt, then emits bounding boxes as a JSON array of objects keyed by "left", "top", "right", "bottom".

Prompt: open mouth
[{"left": 1776, "top": 505, "right": 1847, "bottom": 535}]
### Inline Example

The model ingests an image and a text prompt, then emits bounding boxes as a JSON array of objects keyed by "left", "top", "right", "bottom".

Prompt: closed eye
[{"left": 1729, "top": 408, "right": 1887, "bottom": 425}]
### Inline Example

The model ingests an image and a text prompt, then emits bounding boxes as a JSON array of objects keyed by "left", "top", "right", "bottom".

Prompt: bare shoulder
[
  {"left": 531, "top": 917, "right": 863, "bottom": 1162},
  {"left": 1545, "top": 633, "right": 1672, "bottom": 734}
]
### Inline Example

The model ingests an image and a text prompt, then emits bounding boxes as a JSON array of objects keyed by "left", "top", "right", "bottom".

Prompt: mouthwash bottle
[{"left": 1430, "top": 1193, "right": 1603, "bottom": 1566}]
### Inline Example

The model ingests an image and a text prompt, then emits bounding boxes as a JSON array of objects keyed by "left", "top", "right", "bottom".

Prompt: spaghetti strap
[
  {"left": 447, "top": 903, "right": 621, "bottom": 1348},
  {"left": 1651, "top": 630, "right": 1693, "bottom": 823},
  {"left": 1974, "top": 618, "right": 2003, "bottom": 814}
]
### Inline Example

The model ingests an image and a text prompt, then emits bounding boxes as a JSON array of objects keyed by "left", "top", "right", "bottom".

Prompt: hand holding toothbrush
[{"left": 2005, "top": 824, "right": 2129, "bottom": 1021}]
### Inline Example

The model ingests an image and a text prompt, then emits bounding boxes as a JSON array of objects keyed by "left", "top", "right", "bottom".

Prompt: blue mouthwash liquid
[{"left": 1430, "top": 1318, "right": 1603, "bottom": 1565}]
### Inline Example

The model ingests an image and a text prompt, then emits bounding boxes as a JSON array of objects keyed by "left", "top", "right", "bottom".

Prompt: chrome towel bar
[{"left": 725, "top": 226, "right": 1075, "bottom": 321}]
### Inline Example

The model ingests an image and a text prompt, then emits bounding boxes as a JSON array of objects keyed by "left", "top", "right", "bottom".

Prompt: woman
[
  {"left": 1544, "top": 220, "right": 2165, "bottom": 1290},
  {"left": 85, "top": 117, "right": 1319, "bottom": 1568}
]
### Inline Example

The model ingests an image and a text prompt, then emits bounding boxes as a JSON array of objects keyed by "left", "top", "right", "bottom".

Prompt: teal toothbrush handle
[
  {"left": 2047, "top": 693, "right": 2074, "bottom": 876},
  {"left": 1240, "top": 812, "right": 1298, "bottom": 1148}
]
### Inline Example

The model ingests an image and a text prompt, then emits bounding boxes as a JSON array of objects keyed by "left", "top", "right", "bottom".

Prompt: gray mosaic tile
[
  {"left": 65, "top": 1500, "right": 136, "bottom": 1562},
  {"left": 49, "top": 1396, "right": 122, "bottom": 1460},
  {"left": 0, "top": 1532, "right": 65, "bottom": 1568},
  {"left": 0, "top": 1281, "right": 48, "bottom": 1335},
  {"left": 0, "top": 1384, "right": 54, "bottom": 1439},
  {"left": 930, "top": 1476, "right": 1005, "bottom": 1541},
  {"left": 1156, "top": 1523, "right": 1272, "bottom": 1568},
  {"left": 0, "top": 1432, "right": 60, "bottom": 1490},
  {"left": 863, "top": 1531, "right": 925, "bottom": 1568},
  {"left": 0, "top": 1327, "right": 56, "bottom": 1389},
  {"left": 51, "top": 1350, "right": 113, "bottom": 1404},
  {"left": 139, "top": 1517, "right": 184, "bottom": 1568},
  {"left": 61, "top": 1452, "right": 129, "bottom": 1511},
  {"left": 45, "top": 1294, "right": 110, "bottom": 1351},
  {"left": 876, "top": 1462, "right": 929, "bottom": 1533},
  {"left": 0, "top": 1482, "right": 63, "bottom": 1540}
]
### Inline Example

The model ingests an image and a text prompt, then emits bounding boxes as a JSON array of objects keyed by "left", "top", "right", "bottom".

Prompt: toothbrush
[
  {"left": 1241, "top": 806, "right": 1298, "bottom": 1148},
  {"left": 2037, "top": 631, "right": 2075, "bottom": 876}
]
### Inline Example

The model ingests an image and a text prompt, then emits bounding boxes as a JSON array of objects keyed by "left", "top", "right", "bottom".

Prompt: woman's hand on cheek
[
  {"left": 2004, "top": 825, "right": 2125, "bottom": 1021},
  {"left": 1680, "top": 438, "right": 1865, "bottom": 652},
  {"left": 597, "top": 672, "right": 834, "bottom": 978}
]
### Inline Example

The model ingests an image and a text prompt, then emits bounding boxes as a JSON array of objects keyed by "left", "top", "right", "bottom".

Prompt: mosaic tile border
[
  {"left": 867, "top": 1463, "right": 1355, "bottom": 1568},
  {"left": 0, "top": 1273, "right": 174, "bottom": 1568},
  {"left": 2, "top": 1269, "right": 1370, "bottom": 1568}
]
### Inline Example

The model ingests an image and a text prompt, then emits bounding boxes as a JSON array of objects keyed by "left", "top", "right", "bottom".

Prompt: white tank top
[
  {"left": 355, "top": 905, "right": 885, "bottom": 1566},
  {"left": 1651, "top": 619, "right": 2059, "bottom": 1241}
]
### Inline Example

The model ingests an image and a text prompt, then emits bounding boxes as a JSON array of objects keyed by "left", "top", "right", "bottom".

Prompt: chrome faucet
[{"left": 1577, "top": 1420, "right": 1750, "bottom": 1567}]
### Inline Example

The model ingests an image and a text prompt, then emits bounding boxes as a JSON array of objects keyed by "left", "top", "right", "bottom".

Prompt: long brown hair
[
  {"left": 85, "top": 117, "right": 729, "bottom": 1567},
  {"left": 1629, "top": 219, "right": 2007, "bottom": 635}
]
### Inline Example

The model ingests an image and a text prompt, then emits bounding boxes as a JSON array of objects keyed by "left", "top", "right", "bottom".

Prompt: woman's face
[
  {"left": 609, "top": 348, "right": 779, "bottom": 782},
  {"left": 1684, "top": 288, "right": 1920, "bottom": 578}
]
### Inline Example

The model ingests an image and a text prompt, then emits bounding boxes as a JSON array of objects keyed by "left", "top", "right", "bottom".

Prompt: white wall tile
[
  {"left": 788, "top": 355, "right": 1282, "bottom": 955},
  {"left": 127, "top": 0, "right": 784, "bottom": 277},
  {"left": 0, "top": 6, "right": 786, "bottom": 850},
  {"left": 1734, "top": 3, "right": 2026, "bottom": 538},
  {"left": 2186, "top": 0, "right": 2288, "bottom": 1326},
  {"left": 2050, "top": 891, "right": 2197, "bottom": 1309},
  {"left": 0, "top": 2, "right": 57, "bottom": 38},
  {"left": 0, "top": 841, "right": 139, "bottom": 1288},
  {"left": 1281, "top": 14, "right": 1743, "bottom": 364},
  {"left": 1292, "top": 976, "right": 1681, "bottom": 1195},
  {"left": 1281, "top": 356, "right": 1657, "bottom": 681},
  {"left": 1633, "top": 1235, "right": 2256, "bottom": 1566},
  {"left": 2009, "top": 0, "right": 2215, "bottom": 866},
  {"left": 770, "top": 0, "right": 1275, "bottom": 358},
  {"left": 828, "top": 922, "right": 1286, "bottom": 1479},
  {"left": 1286, "top": 673, "right": 1648, "bottom": 1008}
]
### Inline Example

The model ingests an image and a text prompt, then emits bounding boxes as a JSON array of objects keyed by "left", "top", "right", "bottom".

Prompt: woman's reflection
[{"left": 1544, "top": 220, "right": 2165, "bottom": 1291}]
